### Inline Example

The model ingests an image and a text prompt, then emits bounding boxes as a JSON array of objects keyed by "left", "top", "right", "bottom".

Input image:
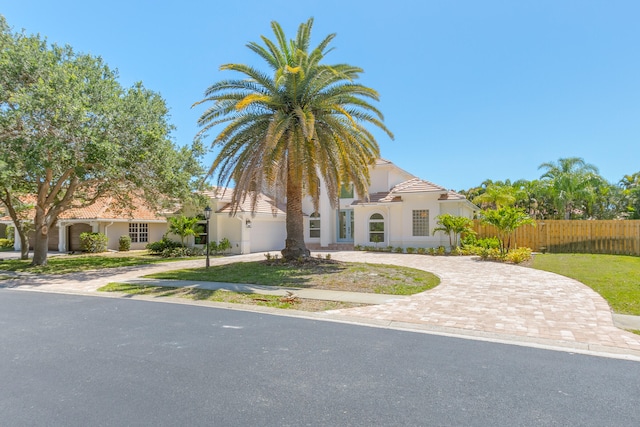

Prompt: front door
[{"left": 337, "top": 209, "right": 354, "bottom": 243}]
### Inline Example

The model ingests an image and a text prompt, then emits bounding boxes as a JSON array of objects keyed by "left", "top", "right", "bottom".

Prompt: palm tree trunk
[{"left": 281, "top": 161, "right": 310, "bottom": 260}]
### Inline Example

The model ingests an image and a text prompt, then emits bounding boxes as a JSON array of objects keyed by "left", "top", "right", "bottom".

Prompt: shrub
[
  {"left": 118, "top": 235, "right": 131, "bottom": 252},
  {"left": 475, "top": 237, "right": 501, "bottom": 249},
  {"left": 217, "top": 237, "right": 231, "bottom": 254},
  {"left": 161, "top": 246, "right": 204, "bottom": 258},
  {"left": 384, "top": 246, "right": 394, "bottom": 253},
  {"left": 146, "top": 236, "right": 182, "bottom": 254},
  {"left": 479, "top": 247, "right": 502, "bottom": 261},
  {"left": 417, "top": 247, "right": 426, "bottom": 255},
  {"left": 354, "top": 245, "right": 363, "bottom": 251},
  {"left": 5, "top": 225, "right": 14, "bottom": 241},
  {"left": 450, "top": 246, "right": 464, "bottom": 256},
  {"left": 79, "top": 232, "right": 108, "bottom": 253},
  {"left": 393, "top": 247, "right": 404, "bottom": 253},
  {"left": 0, "top": 238, "right": 13, "bottom": 248},
  {"left": 206, "top": 240, "right": 218, "bottom": 255},
  {"left": 437, "top": 246, "right": 446, "bottom": 255},
  {"left": 505, "top": 247, "right": 533, "bottom": 264},
  {"left": 406, "top": 247, "right": 415, "bottom": 254},
  {"left": 427, "top": 247, "right": 436, "bottom": 255}
]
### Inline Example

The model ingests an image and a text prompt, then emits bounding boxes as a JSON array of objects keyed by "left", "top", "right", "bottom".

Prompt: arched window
[
  {"left": 309, "top": 212, "right": 320, "bottom": 238},
  {"left": 369, "top": 213, "right": 384, "bottom": 243}
]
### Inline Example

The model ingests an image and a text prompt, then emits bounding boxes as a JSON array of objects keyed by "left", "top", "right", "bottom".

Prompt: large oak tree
[{"left": 0, "top": 16, "right": 203, "bottom": 265}]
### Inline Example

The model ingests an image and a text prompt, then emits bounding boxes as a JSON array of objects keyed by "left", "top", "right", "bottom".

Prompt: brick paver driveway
[{"left": 325, "top": 252, "right": 640, "bottom": 354}]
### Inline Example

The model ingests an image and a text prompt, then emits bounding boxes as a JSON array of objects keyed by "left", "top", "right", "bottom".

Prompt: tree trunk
[
  {"left": 31, "top": 207, "right": 49, "bottom": 266},
  {"left": 32, "top": 230, "right": 49, "bottom": 266},
  {"left": 16, "top": 227, "right": 29, "bottom": 260},
  {"left": 281, "top": 162, "right": 309, "bottom": 260}
]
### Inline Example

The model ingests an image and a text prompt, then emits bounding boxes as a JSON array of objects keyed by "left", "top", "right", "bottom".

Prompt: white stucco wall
[
  {"left": 247, "top": 217, "right": 286, "bottom": 253},
  {"left": 214, "top": 214, "right": 243, "bottom": 254},
  {"left": 100, "top": 222, "right": 166, "bottom": 251},
  {"left": 352, "top": 195, "right": 476, "bottom": 249}
]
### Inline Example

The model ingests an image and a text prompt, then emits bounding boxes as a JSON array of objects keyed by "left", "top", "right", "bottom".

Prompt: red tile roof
[{"left": 0, "top": 195, "right": 164, "bottom": 222}]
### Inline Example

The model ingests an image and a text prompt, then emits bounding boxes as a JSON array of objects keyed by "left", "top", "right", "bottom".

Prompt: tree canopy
[
  {"left": 461, "top": 157, "right": 633, "bottom": 221},
  {"left": 194, "top": 18, "right": 393, "bottom": 259},
  {"left": 0, "top": 16, "right": 203, "bottom": 265}
]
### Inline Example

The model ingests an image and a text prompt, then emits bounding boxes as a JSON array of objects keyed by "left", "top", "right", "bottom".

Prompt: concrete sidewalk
[{"left": 3, "top": 251, "right": 640, "bottom": 359}]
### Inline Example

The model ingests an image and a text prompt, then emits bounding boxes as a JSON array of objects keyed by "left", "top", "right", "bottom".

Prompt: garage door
[
  {"left": 68, "top": 224, "right": 92, "bottom": 252},
  {"left": 27, "top": 225, "right": 61, "bottom": 251}
]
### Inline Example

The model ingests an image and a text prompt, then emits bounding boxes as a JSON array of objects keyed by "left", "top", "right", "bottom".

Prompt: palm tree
[
  {"left": 167, "top": 216, "right": 200, "bottom": 246},
  {"left": 193, "top": 18, "right": 393, "bottom": 259},
  {"left": 538, "top": 157, "right": 600, "bottom": 219},
  {"left": 619, "top": 172, "right": 640, "bottom": 219},
  {"left": 433, "top": 214, "right": 475, "bottom": 248},
  {"left": 472, "top": 181, "right": 516, "bottom": 209},
  {"left": 480, "top": 207, "right": 535, "bottom": 256}
]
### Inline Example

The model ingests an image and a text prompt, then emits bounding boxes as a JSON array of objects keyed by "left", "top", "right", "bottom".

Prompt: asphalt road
[{"left": 1, "top": 290, "right": 639, "bottom": 426}]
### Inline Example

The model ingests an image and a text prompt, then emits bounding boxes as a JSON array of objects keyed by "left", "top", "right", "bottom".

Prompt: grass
[
  {"left": 144, "top": 260, "right": 440, "bottom": 295},
  {"left": 0, "top": 251, "right": 189, "bottom": 274},
  {"left": 99, "top": 283, "right": 366, "bottom": 312},
  {"left": 98, "top": 258, "right": 440, "bottom": 312},
  {"left": 531, "top": 253, "right": 640, "bottom": 316}
]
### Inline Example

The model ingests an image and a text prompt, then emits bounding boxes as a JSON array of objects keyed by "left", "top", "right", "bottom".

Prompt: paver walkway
[{"left": 3, "top": 251, "right": 640, "bottom": 357}]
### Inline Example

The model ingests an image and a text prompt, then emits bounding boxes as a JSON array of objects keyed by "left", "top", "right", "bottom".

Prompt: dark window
[
  {"left": 369, "top": 213, "right": 384, "bottom": 243},
  {"left": 309, "top": 212, "right": 320, "bottom": 238}
]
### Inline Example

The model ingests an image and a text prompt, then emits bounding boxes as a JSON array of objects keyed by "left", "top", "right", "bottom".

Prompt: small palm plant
[
  {"left": 168, "top": 216, "right": 200, "bottom": 246},
  {"left": 433, "top": 214, "right": 475, "bottom": 249},
  {"left": 480, "top": 207, "right": 535, "bottom": 256}
]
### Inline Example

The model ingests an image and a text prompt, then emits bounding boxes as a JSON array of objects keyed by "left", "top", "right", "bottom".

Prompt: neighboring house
[
  {"left": 201, "top": 158, "right": 477, "bottom": 254},
  {"left": 0, "top": 196, "right": 167, "bottom": 252}
]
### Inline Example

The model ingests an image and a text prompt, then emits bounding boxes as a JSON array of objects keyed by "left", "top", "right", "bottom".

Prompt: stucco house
[
  {"left": 203, "top": 158, "right": 477, "bottom": 254},
  {"left": 1, "top": 196, "right": 167, "bottom": 252},
  {"left": 301, "top": 158, "right": 477, "bottom": 251}
]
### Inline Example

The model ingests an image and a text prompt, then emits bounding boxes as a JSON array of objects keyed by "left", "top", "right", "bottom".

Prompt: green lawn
[
  {"left": 99, "top": 282, "right": 364, "bottom": 312},
  {"left": 0, "top": 251, "right": 189, "bottom": 274},
  {"left": 531, "top": 253, "right": 640, "bottom": 315},
  {"left": 145, "top": 260, "right": 440, "bottom": 295}
]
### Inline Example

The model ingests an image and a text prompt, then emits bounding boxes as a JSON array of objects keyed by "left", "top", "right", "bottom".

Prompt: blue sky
[{"left": 3, "top": 0, "right": 639, "bottom": 191}]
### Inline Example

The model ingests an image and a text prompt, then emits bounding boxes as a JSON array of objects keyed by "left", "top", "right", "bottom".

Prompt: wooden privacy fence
[{"left": 472, "top": 220, "right": 640, "bottom": 256}]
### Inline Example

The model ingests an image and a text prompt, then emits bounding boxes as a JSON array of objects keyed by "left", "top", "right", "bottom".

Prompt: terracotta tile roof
[
  {"left": 352, "top": 192, "right": 403, "bottom": 205},
  {"left": 438, "top": 190, "right": 468, "bottom": 201},
  {"left": 388, "top": 177, "right": 448, "bottom": 194},
  {"left": 217, "top": 192, "right": 286, "bottom": 216},
  {"left": 374, "top": 158, "right": 393, "bottom": 166},
  {"left": 201, "top": 187, "right": 233, "bottom": 202},
  {"left": 353, "top": 178, "right": 457, "bottom": 205},
  {"left": 0, "top": 195, "right": 164, "bottom": 222}
]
